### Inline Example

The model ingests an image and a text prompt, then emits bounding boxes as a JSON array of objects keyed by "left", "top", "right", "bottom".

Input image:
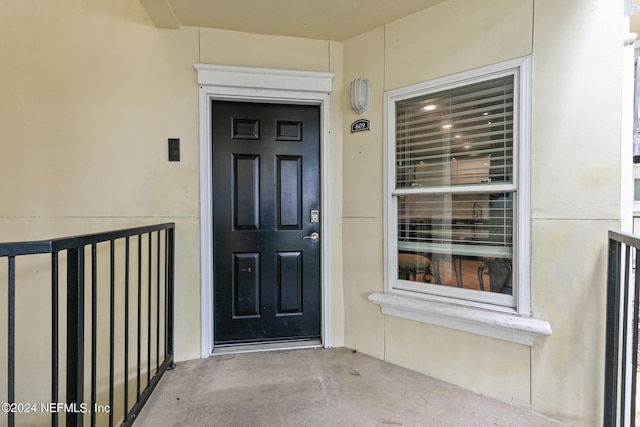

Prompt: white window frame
[{"left": 369, "top": 57, "right": 551, "bottom": 346}]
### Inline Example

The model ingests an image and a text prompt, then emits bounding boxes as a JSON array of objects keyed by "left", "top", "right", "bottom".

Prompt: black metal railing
[
  {"left": 605, "top": 230, "right": 639, "bottom": 427},
  {"left": 1, "top": 223, "right": 175, "bottom": 427}
]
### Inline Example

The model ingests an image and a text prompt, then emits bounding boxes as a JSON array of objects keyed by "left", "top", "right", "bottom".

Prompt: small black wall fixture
[{"left": 168, "top": 138, "right": 180, "bottom": 162}]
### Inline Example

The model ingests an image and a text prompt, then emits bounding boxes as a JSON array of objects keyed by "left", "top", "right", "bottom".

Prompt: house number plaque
[{"left": 351, "top": 119, "right": 370, "bottom": 133}]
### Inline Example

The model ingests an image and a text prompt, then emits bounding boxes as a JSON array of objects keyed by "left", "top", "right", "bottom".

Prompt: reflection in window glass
[
  {"left": 393, "top": 75, "right": 515, "bottom": 295},
  {"left": 397, "top": 193, "right": 512, "bottom": 293}
]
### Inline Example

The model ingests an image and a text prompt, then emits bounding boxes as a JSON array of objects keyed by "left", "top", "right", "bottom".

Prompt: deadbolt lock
[{"left": 310, "top": 209, "right": 320, "bottom": 223}]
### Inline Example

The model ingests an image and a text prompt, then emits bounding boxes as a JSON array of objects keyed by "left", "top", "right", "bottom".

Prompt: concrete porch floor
[{"left": 135, "top": 347, "right": 566, "bottom": 427}]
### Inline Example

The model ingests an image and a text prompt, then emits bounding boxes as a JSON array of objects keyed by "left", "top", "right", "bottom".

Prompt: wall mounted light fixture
[{"left": 350, "top": 77, "right": 370, "bottom": 114}]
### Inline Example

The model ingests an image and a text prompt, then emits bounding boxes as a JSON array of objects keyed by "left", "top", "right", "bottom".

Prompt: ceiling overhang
[{"left": 139, "top": 0, "right": 446, "bottom": 41}]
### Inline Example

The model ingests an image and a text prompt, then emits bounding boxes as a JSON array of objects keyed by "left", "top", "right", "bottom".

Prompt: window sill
[{"left": 368, "top": 292, "right": 552, "bottom": 346}]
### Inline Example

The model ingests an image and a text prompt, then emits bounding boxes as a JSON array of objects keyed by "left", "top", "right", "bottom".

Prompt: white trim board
[
  {"left": 368, "top": 292, "right": 551, "bottom": 346},
  {"left": 195, "top": 63, "right": 335, "bottom": 358}
]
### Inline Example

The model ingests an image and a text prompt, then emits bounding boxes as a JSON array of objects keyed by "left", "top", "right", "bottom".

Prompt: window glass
[
  {"left": 396, "top": 76, "right": 514, "bottom": 189},
  {"left": 391, "top": 74, "right": 517, "bottom": 301},
  {"left": 397, "top": 192, "right": 513, "bottom": 294}
]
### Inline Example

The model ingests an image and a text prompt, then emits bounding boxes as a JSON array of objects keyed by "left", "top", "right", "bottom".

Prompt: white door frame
[{"left": 195, "top": 64, "right": 335, "bottom": 357}]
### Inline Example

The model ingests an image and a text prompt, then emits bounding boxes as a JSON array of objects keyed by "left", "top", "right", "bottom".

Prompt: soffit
[{"left": 140, "top": 0, "right": 446, "bottom": 41}]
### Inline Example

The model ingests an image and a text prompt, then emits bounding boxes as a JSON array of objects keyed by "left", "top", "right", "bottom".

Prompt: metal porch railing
[
  {"left": 1, "top": 223, "right": 175, "bottom": 427},
  {"left": 605, "top": 230, "right": 640, "bottom": 426}
]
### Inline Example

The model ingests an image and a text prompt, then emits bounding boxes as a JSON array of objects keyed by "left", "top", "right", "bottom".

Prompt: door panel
[
  {"left": 212, "top": 101, "right": 321, "bottom": 345},
  {"left": 233, "top": 253, "right": 260, "bottom": 318},
  {"left": 277, "top": 156, "right": 302, "bottom": 229},
  {"left": 277, "top": 251, "right": 303, "bottom": 314},
  {"left": 233, "top": 155, "right": 260, "bottom": 230}
]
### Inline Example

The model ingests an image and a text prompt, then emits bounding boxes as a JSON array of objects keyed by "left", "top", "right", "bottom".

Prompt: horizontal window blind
[
  {"left": 397, "top": 193, "right": 513, "bottom": 254},
  {"left": 396, "top": 76, "right": 514, "bottom": 189}
]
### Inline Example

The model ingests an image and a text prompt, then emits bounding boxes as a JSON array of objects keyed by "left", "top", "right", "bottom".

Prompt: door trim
[{"left": 195, "top": 64, "right": 335, "bottom": 358}]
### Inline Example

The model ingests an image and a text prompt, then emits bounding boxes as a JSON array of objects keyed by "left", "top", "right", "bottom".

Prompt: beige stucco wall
[
  {"left": 530, "top": 0, "right": 623, "bottom": 423},
  {"left": 0, "top": 2, "right": 199, "bottom": 422},
  {"left": 341, "top": 0, "right": 624, "bottom": 425},
  {"left": 0, "top": 0, "right": 627, "bottom": 424},
  {"left": 0, "top": 2, "right": 344, "bottom": 420},
  {"left": 0, "top": 0, "right": 201, "bottom": 368}
]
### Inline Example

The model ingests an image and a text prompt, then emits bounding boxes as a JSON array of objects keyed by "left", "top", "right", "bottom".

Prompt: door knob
[{"left": 302, "top": 232, "right": 319, "bottom": 242}]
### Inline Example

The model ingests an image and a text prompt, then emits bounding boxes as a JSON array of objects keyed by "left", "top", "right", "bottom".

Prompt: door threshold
[{"left": 211, "top": 339, "right": 322, "bottom": 356}]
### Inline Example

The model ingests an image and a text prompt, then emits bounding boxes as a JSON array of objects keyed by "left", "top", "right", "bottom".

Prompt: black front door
[{"left": 212, "top": 101, "right": 321, "bottom": 345}]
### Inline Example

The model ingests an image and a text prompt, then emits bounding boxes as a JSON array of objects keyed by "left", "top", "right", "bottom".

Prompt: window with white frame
[{"left": 384, "top": 57, "right": 530, "bottom": 313}]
